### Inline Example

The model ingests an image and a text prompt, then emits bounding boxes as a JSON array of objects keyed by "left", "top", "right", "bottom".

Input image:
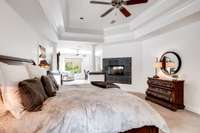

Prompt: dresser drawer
[
  {"left": 149, "top": 84, "right": 173, "bottom": 91},
  {"left": 146, "top": 90, "right": 172, "bottom": 102},
  {"left": 148, "top": 87, "right": 172, "bottom": 96},
  {"left": 148, "top": 79, "right": 173, "bottom": 88}
]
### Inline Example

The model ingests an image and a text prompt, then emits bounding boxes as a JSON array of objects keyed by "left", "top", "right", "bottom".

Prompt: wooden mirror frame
[{"left": 160, "top": 51, "right": 182, "bottom": 75}]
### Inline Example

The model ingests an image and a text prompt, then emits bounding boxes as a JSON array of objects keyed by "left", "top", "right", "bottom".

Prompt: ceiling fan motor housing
[
  {"left": 90, "top": 0, "right": 148, "bottom": 17},
  {"left": 112, "top": 0, "right": 124, "bottom": 8}
]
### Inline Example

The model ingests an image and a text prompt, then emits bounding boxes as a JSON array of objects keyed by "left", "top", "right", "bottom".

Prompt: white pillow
[
  {"left": 25, "top": 64, "right": 47, "bottom": 78},
  {"left": 0, "top": 96, "right": 7, "bottom": 117},
  {"left": 0, "top": 69, "right": 8, "bottom": 116},
  {"left": 0, "top": 62, "right": 30, "bottom": 119}
]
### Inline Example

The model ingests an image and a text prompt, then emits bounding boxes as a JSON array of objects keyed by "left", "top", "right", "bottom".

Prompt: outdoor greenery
[{"left": 65, "top": 62, "right": 81, "bottom": 74}]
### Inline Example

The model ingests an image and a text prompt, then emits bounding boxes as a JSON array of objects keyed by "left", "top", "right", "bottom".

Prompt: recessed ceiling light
[
  {"left": 80, "top": 17, "right": 84, "bottom": 20},
  {"left": 110, "top": 20, "right": 116, "bottom": 24}
]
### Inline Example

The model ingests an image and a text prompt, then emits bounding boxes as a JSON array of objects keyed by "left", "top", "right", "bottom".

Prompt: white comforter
[{"left": 0, "top": 84, "right": 170, "bottom": 133}]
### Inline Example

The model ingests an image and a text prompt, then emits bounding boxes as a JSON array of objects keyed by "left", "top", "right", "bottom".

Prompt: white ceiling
[
  {"left": 67, "top": 0, "right": 158, "bottom": 31},
  {"left": 5, "top": 0, "right": 200, "bottom": 44}
]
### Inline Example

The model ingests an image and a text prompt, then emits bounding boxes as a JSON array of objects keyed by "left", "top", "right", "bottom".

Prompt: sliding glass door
[{"left": 63, "top": 58, "right": 82, "bottom": 81}]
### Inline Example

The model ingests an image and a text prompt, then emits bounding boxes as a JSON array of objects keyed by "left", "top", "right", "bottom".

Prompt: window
[{"left": 65, "top": 58, "right": 82, "bottom": 74}]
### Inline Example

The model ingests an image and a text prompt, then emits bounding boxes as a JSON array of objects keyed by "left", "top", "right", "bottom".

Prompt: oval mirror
[{"left": 160, "top": 51, "right": 182, "bottom": 75}]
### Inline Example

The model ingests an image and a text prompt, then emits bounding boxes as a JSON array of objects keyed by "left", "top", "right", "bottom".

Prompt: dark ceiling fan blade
[
  {"left": 124, "top": 0, "right": 148, "bottom": 5},
  {"left": 119, "top": 6, "right": 131, "bottom": 17},
  {"left": 90, "top": 1, "right": 112, "bottom": 5},
  {"left": 100, "top": 7, "right": 115, "bottom": 17}
]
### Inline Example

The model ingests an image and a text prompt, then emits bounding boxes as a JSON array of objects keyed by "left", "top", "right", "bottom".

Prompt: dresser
[{"left": 145, "top": 77, "right": 184, "bottom": 111}]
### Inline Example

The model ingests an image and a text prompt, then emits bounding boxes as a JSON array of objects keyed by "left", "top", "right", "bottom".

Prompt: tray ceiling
[
  {"left": 5, "top": 0, "right": 200, "bottom": 43},
  {"left": 67, "top": 0, "right": 158, "bottom": 30}
]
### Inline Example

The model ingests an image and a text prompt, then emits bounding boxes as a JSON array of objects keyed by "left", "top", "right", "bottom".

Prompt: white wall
[
  {"left": 0, "top": 0, "right": 53, "bottom": 63},
  {"left": 142, "top": 21, "right": 200, "bottom": 114},
  {"left": 103, "top": 42, "right": 143, "bottom": 92}
]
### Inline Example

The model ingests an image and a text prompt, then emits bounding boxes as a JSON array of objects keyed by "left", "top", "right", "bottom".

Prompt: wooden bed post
[{"left": 121, "top": 126, "right": 159, "bottom": 133}]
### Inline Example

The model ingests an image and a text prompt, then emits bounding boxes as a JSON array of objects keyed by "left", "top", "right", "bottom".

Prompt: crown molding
[
  {"left": 134, "top": 0, "right": 200, "bottom": 39},
  {"left": 104, "top": 31, "right": 135, "bottom": 43},
  {"left": 129, "top": 0, "right": 183, "bottom": 30},
  {"left": 66, "top": 27, "right": 104, "bottom": 35},
  {"left": 104, "top": 22, "right": 130, "bottom": 32},
  {"left": 103, "top": 0, "right": 200, "bottom": 43},
  {"left": 58, "top": 30, "right": 104, "bottom": 43},
  {"left": 104, "top": 23, "right": 131, "bottom": 37}
]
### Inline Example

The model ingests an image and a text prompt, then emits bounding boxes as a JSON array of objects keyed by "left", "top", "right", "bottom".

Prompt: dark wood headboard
[{"left": 0, "top": 55, "right": 36, "bottom": 65}]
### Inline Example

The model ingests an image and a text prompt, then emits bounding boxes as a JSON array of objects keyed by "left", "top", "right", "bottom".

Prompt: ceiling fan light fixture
[{"left": 90, "top": 0, "right": 148, "bottom": 18}]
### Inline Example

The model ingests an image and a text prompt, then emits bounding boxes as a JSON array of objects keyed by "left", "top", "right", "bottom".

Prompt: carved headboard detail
[{"left": 0, "top": 55, "right": 36, "bottom": 65}]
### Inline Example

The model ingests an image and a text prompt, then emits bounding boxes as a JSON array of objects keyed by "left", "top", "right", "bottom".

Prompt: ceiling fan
[{"left": 90, "top": 0, "right": 148, "bottom": 18}]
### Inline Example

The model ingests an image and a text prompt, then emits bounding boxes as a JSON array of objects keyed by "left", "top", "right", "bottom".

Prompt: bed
[{"left": 0, "top": 55, "right": 170, "bottom": 133}]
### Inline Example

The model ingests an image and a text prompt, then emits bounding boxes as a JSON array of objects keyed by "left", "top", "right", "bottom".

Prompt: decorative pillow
[
  {"left": 0, "top": 62, "right": 30, "bottom": 119},
  {"left": 41, "top": 76, "right": 56, "bottom": 97},
  {"left": 25, "top": 64, "right": 47, "bottom": 78},
  {"left": 18, "top": 78, "right": 48, "bottom": 112},
  {"left": 47, "top": 71, "right": 59, "bottom": 90}
]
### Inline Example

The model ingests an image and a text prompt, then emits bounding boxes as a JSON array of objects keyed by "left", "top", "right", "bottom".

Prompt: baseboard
[
  {"left": 185, "top": 106, "right": 200, "bottom": 115},
  {"left": 122, "top": 88, "right": 145, "bottom": 93}
]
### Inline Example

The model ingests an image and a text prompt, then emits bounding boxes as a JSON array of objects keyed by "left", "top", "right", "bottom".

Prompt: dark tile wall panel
[{"left": 103, "top": 57, "right": 132, "bottom": 84}]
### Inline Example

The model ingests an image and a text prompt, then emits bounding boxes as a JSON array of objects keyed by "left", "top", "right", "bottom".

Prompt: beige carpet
[{"left": 131, "top": 93, "right": 200, "bottom": 133}]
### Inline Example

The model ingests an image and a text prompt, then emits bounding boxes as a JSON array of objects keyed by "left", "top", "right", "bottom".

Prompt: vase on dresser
[{"left": 145, "top": 77, "right": 185, "bottom": 111}]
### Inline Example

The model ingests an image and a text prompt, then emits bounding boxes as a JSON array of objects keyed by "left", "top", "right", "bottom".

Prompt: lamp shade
[
  {"left": 154, "top": 62, "right": 162, "bottom": 68},
  {"left": 39, "top": 60, "right": 49, "bottom": 68}
]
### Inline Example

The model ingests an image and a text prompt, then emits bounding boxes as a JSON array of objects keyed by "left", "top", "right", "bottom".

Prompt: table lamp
[{"left": 153, "top": 58, "right": 162, "bottom": 78}]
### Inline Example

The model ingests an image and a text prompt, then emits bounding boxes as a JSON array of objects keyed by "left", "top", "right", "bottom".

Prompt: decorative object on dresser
[
  {"left": 146, "top": 77, "right": 185, "bottom": 111},
  {"left": 153, "top": 57, "right": 162, "bottom": 79}
]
